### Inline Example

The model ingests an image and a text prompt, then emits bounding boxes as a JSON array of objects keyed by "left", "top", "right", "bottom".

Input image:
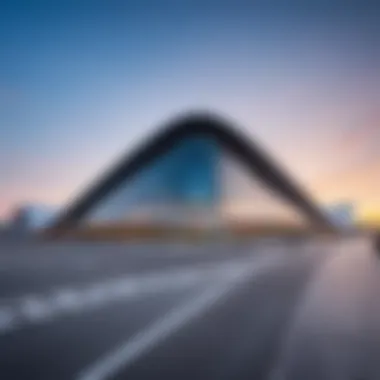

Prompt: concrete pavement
[{"left": 0, "top": 237, "right": 376, "bottom": 380}]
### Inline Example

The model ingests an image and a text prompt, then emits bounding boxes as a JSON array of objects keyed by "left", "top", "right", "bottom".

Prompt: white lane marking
[
  {"left": 53, "top": 289, "right": 85, "bottom": 311},
  {"left": 76, "top": 255, "right": 279, "bottom": 380},
  {"left": 19, "top": 296, "right": 53, "bottom": 321},
  {"left": 0, "top": 254, "right": 277, "bottom": 335},
  {"left": 76, "top": 277, "right": 246, "bottom": 380},
  {"left": 0, "top": 307, "right": 15, "bottom": 331}
]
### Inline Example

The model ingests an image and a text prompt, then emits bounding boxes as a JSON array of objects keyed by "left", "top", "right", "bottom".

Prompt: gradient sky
[{"left": 1, "top": 1, "right": 380, "bottom": 222}]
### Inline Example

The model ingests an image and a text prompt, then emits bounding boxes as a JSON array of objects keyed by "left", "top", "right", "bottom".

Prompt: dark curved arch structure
[{"left": 48, "top": 112, "right": 332, "bottom": 235}]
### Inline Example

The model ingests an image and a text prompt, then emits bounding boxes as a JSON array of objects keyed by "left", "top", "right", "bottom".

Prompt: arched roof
[{"left": 48, "top": 112, "right": 332, "bottom": 232}]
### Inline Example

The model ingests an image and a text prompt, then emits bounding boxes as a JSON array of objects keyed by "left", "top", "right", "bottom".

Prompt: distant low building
[
  {"left": 325, "top": 203, "right": 355, "bottom": 229},
  {"left": 7, "top": 204, "right": 58, "bottom": 233}
]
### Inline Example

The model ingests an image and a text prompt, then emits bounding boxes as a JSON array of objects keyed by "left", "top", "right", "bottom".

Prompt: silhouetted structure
[{"left": 47, "top": 112, "right": 333, "bottom": 240}]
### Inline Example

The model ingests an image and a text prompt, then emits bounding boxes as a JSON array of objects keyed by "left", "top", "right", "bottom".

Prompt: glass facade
[
  {"left": 220, "top": 152, "right": 308, "bottom": 229},
  {"left": 82, "top": 135, "right": 308, "bottom": 234},
  {"left": 84, "top": 136, "right": 220, "bottom": 228}
]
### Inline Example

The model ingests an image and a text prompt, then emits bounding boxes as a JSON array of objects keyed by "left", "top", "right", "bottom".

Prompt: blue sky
[{"left": 1, "top": 1, "right": 379, "bottom": 221}]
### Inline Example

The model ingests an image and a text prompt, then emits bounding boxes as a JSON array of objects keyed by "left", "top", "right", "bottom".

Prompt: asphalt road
[{"left": 0, "top": 236, "right": 377, "bottom": 380}]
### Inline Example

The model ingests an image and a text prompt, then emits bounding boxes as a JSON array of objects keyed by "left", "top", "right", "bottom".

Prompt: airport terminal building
[{"left": 48, "top": 113, "right": 331, "bottom": 240}]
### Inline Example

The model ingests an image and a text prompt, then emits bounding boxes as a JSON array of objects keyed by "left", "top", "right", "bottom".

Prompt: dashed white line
[
  {"left": 76, "top": 276, "right": 246, "bottom": 380},
  {"left": 0, "top": 307, "right": 15, "bottom": 331},
  {"left": 53, "top": 289, "right": 84, "bottom": 311},
  {"left": 19, "top": 296, "right": 53, "bottom": 321},
  {"left": 0, "top": 256, "right": 274, "bottom": 335},
  {"left": 76, "top": 254, "right": 279, "bottom": 380}
]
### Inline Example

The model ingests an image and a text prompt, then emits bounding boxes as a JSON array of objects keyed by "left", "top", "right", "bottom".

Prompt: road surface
[{"left": 0, "top": 236, "right": 378, "bottom": 380}]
